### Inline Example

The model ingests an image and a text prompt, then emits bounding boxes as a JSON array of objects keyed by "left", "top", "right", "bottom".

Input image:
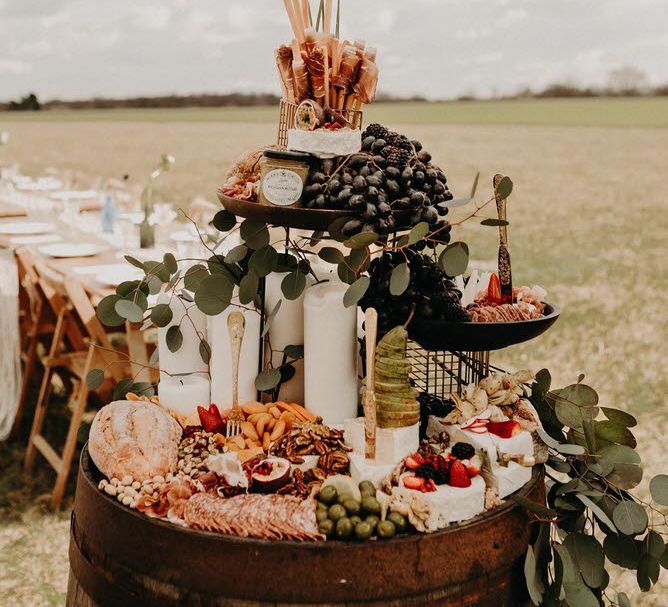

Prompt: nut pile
[
  {"left": 98, "top": 474, "right": 172, "bottom": 509},
  {"left": 277, "top": 467, "right": 327, "bottom": 498},
  {"left": 177, "top": 430, "right": 224, "bottom": 480},
  {"left": 271, "top": 422, "right": 352, "bottom": 464}
]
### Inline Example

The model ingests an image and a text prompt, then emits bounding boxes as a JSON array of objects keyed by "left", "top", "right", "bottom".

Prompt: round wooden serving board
[{"left": 68, "top": 447, "right": 545, "bottom": 607}]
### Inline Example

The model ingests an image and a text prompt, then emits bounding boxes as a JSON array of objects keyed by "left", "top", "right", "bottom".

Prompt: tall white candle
[
  {"left": 264, "top": 254, "right": 338, "bottom": 404},
  {"left": 208, "top": 296, "right": 261, "bottom": 408},
  {"left": 157, "top": 293, "right": 208, "bottom": 377},
  {"left": 158, "top": 374, "right": 210, "bottom": 416},
  {"left": 303, "top": 281, "right": 359, "bottom": 426}
]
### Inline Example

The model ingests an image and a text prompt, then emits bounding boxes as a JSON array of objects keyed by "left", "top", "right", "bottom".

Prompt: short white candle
[
  {"left": 208, "top": 296, "right": 261, "bottom": 408},
  {"left": 157, "top": 293, "right": 208, "bottom": 377},
  {"left": 158, "top": 374, "right": 210, "bottom": 416},
  {"left": 303, "top": 281, "right": 359, "bottom": 426}
]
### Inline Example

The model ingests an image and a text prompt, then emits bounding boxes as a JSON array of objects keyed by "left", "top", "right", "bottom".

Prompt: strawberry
[
  {"left": 487, "top": 273, "right": 502, "bottom": 303},
  {"left": 402, "top": 475, "right": 425, "bottom": 490},
  {"left": 198, "top": 404, "right": 224, "bottom": 433},
  {"left": 449, "top": 460, "right": 472, "bottom": 488},
  {"left": 488, "top": 420, "right": 521, "bottom": 439},
  {"left": 404, "top": 454, "right": 425, "bottom": 471},
  {"left": 465, "top": 455, "right": 482, "bottom": 477},
  {"left": 420, "top": 479, "right": 437, "bottom": 493}
]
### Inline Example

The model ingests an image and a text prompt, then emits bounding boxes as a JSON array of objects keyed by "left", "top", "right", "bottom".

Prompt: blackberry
[
  {"left": 382, "top": 146, "right": 411, "bottom": 169},
  {"left": 363, "top": 123, "right": 389, "bottom": 140},
  {"left": 442, "top": 302, "right": 472, "bottom": 322},
  {"left": 416, "top": 463, "right": 436, "bottom": 481},
  {"left": 433, "top": 468, "right": 450, "bottom": 485},
  {"left": 387, "top": 133, "right": 413, "bottom": 152},
  {"left": 451, "top": 442, "right": 475, "bottom": 461}
]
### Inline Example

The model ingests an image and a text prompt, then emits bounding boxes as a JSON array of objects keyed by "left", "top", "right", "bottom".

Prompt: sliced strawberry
[
  {"left": 404, "top": 454, "right": 424, "bottom": 471},
  {"left": 402, "top": 475, "right": 425, "bottom": 490},
  {"left": 449, "top": 460, "right": 472, "bottom": 488},
  {"left": 420, "top": 479, "right": 437, "bottom": 493},
  {"left": 466, "top": 455, "right": 482, "bottom": 477},
  {"left": 488, "top": 420, "right": 521, "bottom": 439},
  {"left": 198, "top": 404, "right": 224, "bottom": 433},
  {"left": 487, "top": 273, "right": 502, "bottom": 303},
  {"left": 462, "top": 417, "right": 489, "bottom": 430}
]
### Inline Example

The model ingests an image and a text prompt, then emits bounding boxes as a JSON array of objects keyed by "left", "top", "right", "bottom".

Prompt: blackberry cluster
[
  {"left": 360, "top": 248, "right": 471, "bottom": 338},
  {"left": 416, "top": 463, "right": 449, "bottom": 485},
  {"left": 418, "top": 392, "right": 456, "bottom": 439},
  {"left": 451, "top": 442, "right": 476, "bottom": 461},
  {"left": 301, "top": 123, "right": 454, "bottom": 238}
]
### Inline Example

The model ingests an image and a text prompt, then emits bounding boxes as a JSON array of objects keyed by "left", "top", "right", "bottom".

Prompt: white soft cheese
[
  {"left": 288, "top": 128, "right": 362, "bottom": 158},
  {"left": 344, "top": 417, "right": 419, "bottom": 465},
  {"left": 392, "top": 475, "right": 486, "bottom": 530},
  {"left": 489, "top": 431, "right": 535, "bottom": 463},
  {"left": 492, "top": 461, "right": 533, "bottom": 498},
  {"left": 349, "top": 454, "right": 396, "bottom": 487}
]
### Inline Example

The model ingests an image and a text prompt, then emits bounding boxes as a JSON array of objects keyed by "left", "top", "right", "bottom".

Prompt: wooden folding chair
[
  {"left": 11, "top": 248, "right": 85, "bottom": 435},
  {"left": 24, "top": 266, "right": 131, "bottom": 508}
]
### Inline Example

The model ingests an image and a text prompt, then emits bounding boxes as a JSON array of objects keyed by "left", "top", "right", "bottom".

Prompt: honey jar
[{"left": 258, "top": 149, "right": 311, "bottom": 208}]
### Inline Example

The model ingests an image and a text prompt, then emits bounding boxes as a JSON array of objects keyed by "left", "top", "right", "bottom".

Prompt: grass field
[{"left": 1, "top": 99, "right": 666, "bottom": 606}]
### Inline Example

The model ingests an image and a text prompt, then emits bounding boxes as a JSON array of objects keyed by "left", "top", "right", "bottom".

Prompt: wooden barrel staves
[{"left": 68, "top": 447, "right": 545, "bottom": 607}]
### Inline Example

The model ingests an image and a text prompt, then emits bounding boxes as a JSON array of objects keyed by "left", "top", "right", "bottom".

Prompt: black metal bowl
[{"left": 408, "top": 303, "right": 561, "bottom": 352}]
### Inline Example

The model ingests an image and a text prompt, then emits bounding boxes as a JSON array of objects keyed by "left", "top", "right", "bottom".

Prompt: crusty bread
[{"left": 89, "top": 400, "right": 182, "bottom": 481}]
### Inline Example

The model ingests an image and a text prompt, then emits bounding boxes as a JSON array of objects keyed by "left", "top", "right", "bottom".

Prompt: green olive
[
  {"left": 336, "top": 517, "right": 354, "bottom": 539},
  {"left": 318, "top": 485, "right": 338, "bottom": 505},
  {"left": 364, "top": 515, "right": 380, "bottom": 531},
  {"left": 319, "top": 519, "right": 335, "bottom": 538},
  {"left": 317, "top": 501, "right": 328, "bottom": 512},
  {"left": 328, "top": 504, "right": 347, "bottom": 521},
  {"left": 355, "top": 521, "right": 374, "bottom": 540},
  {"left": 387, "top": 512, "right": 408, "bottom": 533},
  {"left": 361, "top": 495, "right": 381, "bottom": 516},
  {"left": 337, "top": 492, "right": 354, "bottom": 505},
  {"left": 343, "top": 499, "right": 361, "bottom": 516},
  {"left": 358, "top": 480, "right": 376, "bottom": 496},
  {"left": 349, "top": 515, "right": 363, "bottom": 527},
  {"left": 377, "top": 520, "right": 397, "bottom": 539},
  {"left": 316, "top": 509, "right": 330, "bottom": 523}
]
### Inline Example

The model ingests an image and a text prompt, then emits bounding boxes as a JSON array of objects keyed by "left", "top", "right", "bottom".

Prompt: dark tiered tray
[
  {"left": 409, "top": 303, "right": 560, "bottom": 352},
  {"left": 217, "top": 190, "right": 413, "bottom": 232}
]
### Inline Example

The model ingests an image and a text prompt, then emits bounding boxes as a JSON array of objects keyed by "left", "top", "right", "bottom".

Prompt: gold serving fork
[{"left": 225, "top": 311, "right": 246, "bottom": 438}]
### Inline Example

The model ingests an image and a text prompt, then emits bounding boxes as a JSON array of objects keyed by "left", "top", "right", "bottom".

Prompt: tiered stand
[{"left": 67, "top": 108, "right": 560, "bottom": 607}]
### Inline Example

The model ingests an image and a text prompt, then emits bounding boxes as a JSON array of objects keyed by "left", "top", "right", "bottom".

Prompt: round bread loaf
[{"left": 89, "top": 400, "right": 182, "bottom": 481}]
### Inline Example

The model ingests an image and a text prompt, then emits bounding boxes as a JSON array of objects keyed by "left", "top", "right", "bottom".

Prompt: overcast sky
[{"left": 0, "top": 0, "right": 665, "bottom": 101}]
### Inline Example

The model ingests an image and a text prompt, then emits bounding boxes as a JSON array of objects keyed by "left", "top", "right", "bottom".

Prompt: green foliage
[
  {"left": 439, "top": 242, "right": 469, "bottom": 277},
  {"left": 525, "top": 370, "right": 666, "bottom": 605}
]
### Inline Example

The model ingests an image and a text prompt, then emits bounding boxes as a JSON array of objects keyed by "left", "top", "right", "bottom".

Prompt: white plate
[
  {"left": 96, "top": 265, "right": 144, "bottom": 287},
  {"left": 38, "top": 243, "right": 106, "bottom": 258},
  {"left": 0, "top": 222, "right": 55, "bottom": 235}
]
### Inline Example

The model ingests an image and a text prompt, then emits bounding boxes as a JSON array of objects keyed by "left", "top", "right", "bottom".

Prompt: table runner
[{"left": 0, "top": 248, "right": 21, "bottom": 439}]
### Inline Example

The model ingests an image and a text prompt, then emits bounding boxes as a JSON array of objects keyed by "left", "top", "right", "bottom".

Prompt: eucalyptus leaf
[
  {"left": 327, "top": 216, "right": 356, "bottom": 242},
  {"left": 86, "top": 368, "right": 105, "bottom": 391},
  {"left": 551, "top": 384, "right": 599, "bottom": 407},
  {"left": 407, "top": 222, "right": 430, "bottom": 245},
  {"left": 199, "top": 339, "right": 211, "bottom": 364},
  {"left": 124, "top": 255, "right": 145, "bottom": 270},
  {"left": 143, "top": 260, "right": 170, "bottom": 282},
  {"left": 195, "top": 273, "right": 234, "bottom": 316},
  {"left": 595, "top": 420, "right": 636, "bottom": 448},
  {"left": 163, "top": 252, "right": 178, "bottom": 274},
  {"left": 649, "top": 474, "right": 668, "bottom": 506},
  {"left": 532, "top": 369, "right": 552, "bottom": 400},
  {"left": 343, "top": 276, "right": 370, "bottom": 308},
  {"left": 149, "top": 347, "right": 159, "bottom": 365},
  {"left": 576, "top": 494, "right": 616, "bottom": 532},
  {"left": 97, "top": 295, "right": 125, "bottom": 327},
  {"left": 283, "top": 344, "right": 304, "bottom": 359},
  {"left": 343, "top": 232, "right": 378, "bottom": 249},
  {"left": 603, "top": 533, "right": 638, "bottom": 568},
  {"left": 347, "top": 247, "right": 370, "bottom": 273},
  {"left": 113, "top": 378, "right": 134, "bottom": 401},
  {"left": 547, "top": 455, "right": 572, "bottom": 474},
  {"left": 601, "top": 407, "right": 637, "bottom": 428},
  {"left": 644, "top": 530, "right": 664, "bottom": 559},
  {"left": 470, "top": 171, "right": 480, "bottom": 199},
  {"left": 239, "top": 271, "right": 259, "bottom": 305},
  {"left": 166, "top": 269, "right": 181, "bottom": 291},
  {"left": 480, "top": 218, "right": 510, "bottom": 227},
  {"left": 116, "top": 280, "right": 141, "bottom": 298},
  {"left": 262, "top": 300, "right": 282, "bottom": 338},
  {"left": 513, "top": 495, "right": 557, "bottom": 519},
  {"left": 184, "top": 264, "right": 208, "bottom": 292},
  {"left": 212, "top": 210, "right": 237, "bottom": 232},
  {"left": 443, "top": 198, "right": 471, "bottom": 208},
  {"left": 255, "top": 368, "right": 282, "bottom": 392},
  {"left": 337, "top": 260, "right": 357, "bottom": 285},
  {"left": 115, "top": 299, "right": 144, "bottom": 323},
  {"left": 495, "top": 175, "right": 514, "bottom": 199},
  {"left": 318, "top": 246, "right": 345, "bottom": 265},
  {"left": 131, "top": 382, "right": 154, "bottom": 397},
  {"left": 524, "top": 545, "right": 544, "bottom": 605},
  {"left": 617, "top": 592, "right": 631, "bottom": 607},
  {"left": 225, "top": 244, "right": 248, "bottom": 264},
  {"left": 439, "top": 241, "right": 469, "bottom": 277},
  {"left": 553, "top": 544, "right": 599, "bottom": 607},
  {"left": 613, "top": 499, "right": 648, "bottom": 535},
  {"left": 249, "top": 245, "right": 278, "bottom": 277},
  {"left": 240, "top": 219, "right": 270, "bottom": 249},
  {"left": 390, "top": 262, "right": 410, "bottom": 296},
  {"left": 597, "top": 444, "right": 641, "bottom": 466},
  {"left": 637, "top": 554, "right": 660, "bottom": 591},
  {"left": 146, "top": 274, "right": 163, "bottom": 295},
  {"left": 150, "top": 303, "right": 173, "bottom": 328},
  {"left": 555, "top": 442, "right": 586, "bottom": 456},
  {"left": 563, "top": 533, "right": 605, "bottom": 588},
  {"left": 281, "top": 270, "right": 307, "bottom": 301},
  {"left": 166, "top": 326, "right": 183, "bottom": 353}
]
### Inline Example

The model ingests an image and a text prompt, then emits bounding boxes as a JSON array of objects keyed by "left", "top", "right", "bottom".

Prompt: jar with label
[{"left": 258, "top": 149, "right": 311, "bottom": 208}]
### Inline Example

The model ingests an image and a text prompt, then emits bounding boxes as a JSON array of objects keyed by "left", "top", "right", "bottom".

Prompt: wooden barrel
[{"left": 68, "top": 447, "right": 544, "bottom": 607}]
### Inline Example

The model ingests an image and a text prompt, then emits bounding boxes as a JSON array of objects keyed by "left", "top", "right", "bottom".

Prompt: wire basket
[
  {"left": 407, "top": 341, "right": 492, "bottom": 398},
  {"left": 276, "top": 99, "right": 364, "bottom": 147}
]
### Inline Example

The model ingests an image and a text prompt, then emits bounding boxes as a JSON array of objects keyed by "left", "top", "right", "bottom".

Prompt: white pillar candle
[
  {"left": 264, "top": 254, "right": 338, "bottom": 404},
  {"left": 157, "top": 293, "right": 208, "bottom": 377},
  {"left": 303, "top": 282, "right": 359, "bottom": 426},
  {"left": 158, "top": 374, "right": 211, "bottom": 416},
  {"left": 208, "top": 297, "right": 261, "bottom": 408}
]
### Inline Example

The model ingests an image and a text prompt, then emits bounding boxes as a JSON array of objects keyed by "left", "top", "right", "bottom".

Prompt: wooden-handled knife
[
  {"left": 364, "top": 307, "right": 378, "bottom": 460},
  {"left": 493, "top": 174, "right": 513, "bottom": 304}
]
